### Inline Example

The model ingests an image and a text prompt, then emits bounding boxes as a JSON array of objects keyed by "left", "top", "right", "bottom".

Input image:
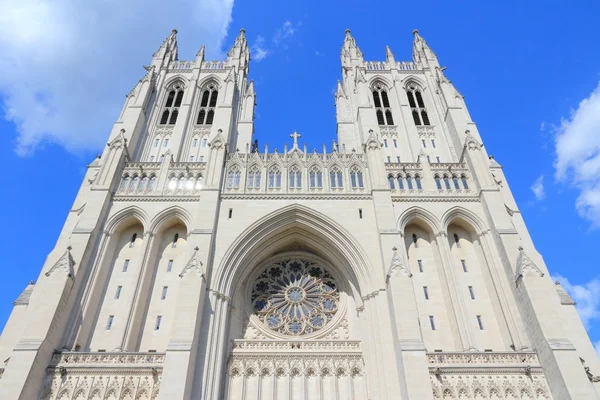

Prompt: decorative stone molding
[
  {"left": 386, "top": 246, "right": 412, "bottom": 280},
  {"left": 107, "top": 129, "right": 127, "bottom": 150},
  {"left": 515, "top": 246, "right": 545, "bottom": 282},
  {"left": 228, "top": 353, "right": 364, "bottom": 378},
  {"left": 45, "top": 246, "right": 76, "bottom": 278},
  {"left": 427, "top": 352, "right": 539, "bottom": 366},
  {"left": 379, "top": 125, "right": 398, "bottom": 137},
  {"left": 417, "top": 125, "right": 436, "bottom": 138},
  {"left": 41, "top": 352, "right": 163, "bottom": 400},
  {"left": 179, "top": 246, "right": 204, "bottom": 278},
  {"left": 428, "top": 352, "right": 552, "bottom": 399}
]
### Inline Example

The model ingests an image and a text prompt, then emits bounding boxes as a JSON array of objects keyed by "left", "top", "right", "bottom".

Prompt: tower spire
[
  {"left": 385, "top": 45, "right": 396, "bottom": 65},
  {"left": 341, "top": 29, "right": 363, "bottom": 67},
  {"left": 151, "top": 29, "right": 178, "bottom": 69},
  {"left": 228, "top": 28, "right": 249, "bottom": 61},
  {"left": 412, "top": 29, "right": 438, "bottom": 68}
]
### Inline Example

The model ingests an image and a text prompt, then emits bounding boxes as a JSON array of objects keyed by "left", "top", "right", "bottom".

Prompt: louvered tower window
[
  {"left": 159, "top": 83, "right": 184, "bottom": 125},
  {"left": 372, "top": 83, "right": 394, "bottom": 126},
  {"left": 406, "top": 84, "right": 430, "bottom": 126},
  {"left": 197, "top": 84, "right": 219, "bottom": 125}
]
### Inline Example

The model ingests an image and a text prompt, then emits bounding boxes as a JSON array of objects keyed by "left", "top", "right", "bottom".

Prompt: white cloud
[
  {"left": 0, "top": 0, "right": 234, "bottom": 156},
  {"left": 530, "top": 175, "right": 546, "bottom": 200},
  {"left": 252, "top": 36, "right": 269, "bottom": 61},
  {"left": 553, "top": 82, "right": 600, "bottom": 227},
  {"left": 553, "top": 274, "right": 600, "bottom": 328},
  {"left": 273, "top": 21, "right": 297, "bottom": 45}
]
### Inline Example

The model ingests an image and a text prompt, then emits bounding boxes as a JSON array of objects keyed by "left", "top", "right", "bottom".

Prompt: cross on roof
[{"left": 290, "top": 131, "right": 301, "bottom": 148}]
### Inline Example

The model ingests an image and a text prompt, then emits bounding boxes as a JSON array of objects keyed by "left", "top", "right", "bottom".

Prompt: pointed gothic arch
[
  {"left": 212, "top": 204, "right": 376, "bottom": 300},
  {"left": 397, "top": 206, "right": 442, "bottom": 234},
  {"left": 440, "top": 206, "right": 487, "bottom": 234},
  {"left": 104, "top": 206, "right": 150, "bottom": 235},
  {"left": 148, "top": 205, "right": 193, "bottom": 235}
]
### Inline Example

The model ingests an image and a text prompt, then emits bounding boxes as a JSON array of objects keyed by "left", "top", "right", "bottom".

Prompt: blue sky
[{"left": 1, "top": 0, "right": 600, "bottom": 352}]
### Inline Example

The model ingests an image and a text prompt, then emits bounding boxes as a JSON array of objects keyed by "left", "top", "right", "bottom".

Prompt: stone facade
[{"left": 0, "top": 28, "right": 599, "bottom": 400}]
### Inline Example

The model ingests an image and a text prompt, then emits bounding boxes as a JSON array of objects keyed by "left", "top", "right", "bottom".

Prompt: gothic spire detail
[
  {"left": 196, "top": 45, "right": 205, "bottom": 59},
  {"left": 335, "top": 80, "right": 346, "bottom": 99},
  {"left": 179, "top": 247, "right": 204, "bottom": 278},
  {"left": 341, "top": 29, "right": 363, "bottom": 66},
  {"left": 153, "top": 29, "right": 178, "bottom": 60},
  {"left": 244, "top": 81, "right": 254, "bottom": 97},
  {"left": 412, "top": 29, "right": 438, "bottom": 67},
  {"left": 45, "top": 246, "right": 76, "bottom": 278},
  {"left": 228, "top": 28, "right": 249, "bottom": 58},
  {"left": 385, "top": 45, "right": 396, "bottom": 65}
]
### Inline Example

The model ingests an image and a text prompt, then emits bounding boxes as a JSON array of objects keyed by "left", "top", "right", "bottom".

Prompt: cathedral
[{"left": 1, "top": 27, "right": 599, "bottom": 400}]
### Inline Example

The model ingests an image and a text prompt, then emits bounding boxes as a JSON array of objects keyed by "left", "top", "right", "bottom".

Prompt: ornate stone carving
[
  {"left": 515, "top": 246, "right": 545, "bottom": 282},
  {"left": 179, "top": 246, "right": 204, "bottom": 278},
  {"left": 45, "top": 246, "right": 76, "bottom": 278},
  {"left": 107, "top": 129, "right": 127, "bottom": 150},
  {"left": 386, "top": 246, "right": 412, "bottom": 280}
]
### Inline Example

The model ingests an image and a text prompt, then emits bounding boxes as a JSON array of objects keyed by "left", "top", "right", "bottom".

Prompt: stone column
[
  {"left": 120, "top": 231, "right": 156, "bottom": 351},
  {"left": 476, "top": 230, "right": 527, "bottom": 350},
  {"left": 434, "top": 231, "right": 476, "bottom": 351},
  {"left": 386, "top": 241, "right": 435, "bottom": 399},
  {"left": 514, "top": 247, "right": 598, "bottom": 399},
  {"left": 158, "top": 246, "right": 207, "bottom": 400},
  {"left": 71, "top": 230, "right": 113, "bottom": 349}
]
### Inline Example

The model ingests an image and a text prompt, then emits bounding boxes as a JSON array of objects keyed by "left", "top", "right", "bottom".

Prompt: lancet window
[
  {"left": 159, "top": 83, "right": 184, "bottom": 125},
  {"left": 288, "top": 165, "right": 302, "bottom": 189},
  {"left": 372, "top": 82, "right": 394, "bottom": 126},
  {"left": 226, "top": 166, "right": 241, "bottom": 189},
  {"left": 406, "top": 83, "right": 430, "bottom": 126},
  {"left": 350, "top": 166, "right": 364, "bottom": 189},
  {"left": 247, "top": 166, "right": 261, "bottom": 189},
  {"left": 309, "top": 166, "right": 323, "bottom": 189},
  {"left": 268, "top": 166, "right": 282, "bottom": 189},
  {"left": 197, "top": 83, "right": 218, "bottom": 125},
  {"left": 461, "top": 174, "right": 469, "bottom": 189},
  {"left": 329, "top": 166, "right": 343, "bottom": 189}
]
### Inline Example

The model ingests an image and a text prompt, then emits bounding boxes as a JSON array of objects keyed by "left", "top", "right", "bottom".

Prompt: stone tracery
[{"left": 250, "top": 258, "right": 340, "bottom": 336}]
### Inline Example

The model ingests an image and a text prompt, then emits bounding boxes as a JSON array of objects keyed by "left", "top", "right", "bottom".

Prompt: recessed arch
[
  {"left": 162, "top": 75, "right": 187, "bottom": 91},
  {"left": 397, "top": 206, "right": 441, "bottom": 233},
  {"left": 402, "top": 76, "right": 429, "bottom": 92},
  {"left": 368, "top": 76, "right": 393, "bottom": 91},
  {"left": 212, "top": 204, "right": 377, "bottom": 304},
  {"left": 104, "top": 206, "right": 150, "bottom": 235},
  {"left": 440, "top": 206, "right": 487, "bottom": 234},
  {"left": 148, "top": 205, "right": 193, "bottom": 234}
]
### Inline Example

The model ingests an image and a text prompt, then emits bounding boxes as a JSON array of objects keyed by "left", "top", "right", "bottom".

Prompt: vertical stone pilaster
[{"left": 434, "top": 231, "right": 476, "bottom": 351}]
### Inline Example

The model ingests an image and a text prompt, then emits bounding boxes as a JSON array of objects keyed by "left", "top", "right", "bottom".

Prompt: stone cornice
[{"left": 220, "top": 194, "right": 373, "bottom": 201}]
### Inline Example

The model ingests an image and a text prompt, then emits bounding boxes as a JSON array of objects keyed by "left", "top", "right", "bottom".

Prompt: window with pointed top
[
  {"left": 160, "top": 83, "right": 184, "bottom": 125},
  {"left": 247, "top": 166, "right": 261, "bottom": 189},
  {"left": 372, "top": 83, "right": 394, "bottom": 126},
  {"left": 435, "top": 175, "right": 442, "bottom": 190},
  {"left": 268, "top": 166, "right": 282, "bottom": 189},
  {"left": 288, "top": 165, "right": 302, "bottom": 189},
  {"left": 350, "top": 166, "right": 364, "bottom": 189},
  {"left": 226, "top": 166, "right": 241, "bottom": 189},
  {"left": 309, "top": 166, "right": 323, "bottom": 189},
  {"left": 452, "top": 175, "right": 460, "bottom": 190},
  {"left": 329, "top": 166, "right": 344, "bottom": 189},
  {"left": 406, "top": 175, "right": 414, "bottom": 190},
  {"left": 461, "top": 175, "right": 469, "bottom": 190},
  {"left": 443, "top": 175, "right": 451, "bottom": 190},
  {"left": 397, "top": 175, "right": 405, "bottom": 189},
  {"left": 406, "top": 84, "right": 430, "bottom": 126},
  {"left": 415, "top": 175, "right": 423, "bottom": 190},
  {"left": 197, "top": 84, "right": 219, "bottom": 125},
  {"left": 388, "top": 175, "right": 395, "bottom": 189}
]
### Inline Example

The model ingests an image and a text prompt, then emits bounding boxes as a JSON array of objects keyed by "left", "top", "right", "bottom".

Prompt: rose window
[{"left": 250, "top": 259, "right": 340, "bottom": 336}]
